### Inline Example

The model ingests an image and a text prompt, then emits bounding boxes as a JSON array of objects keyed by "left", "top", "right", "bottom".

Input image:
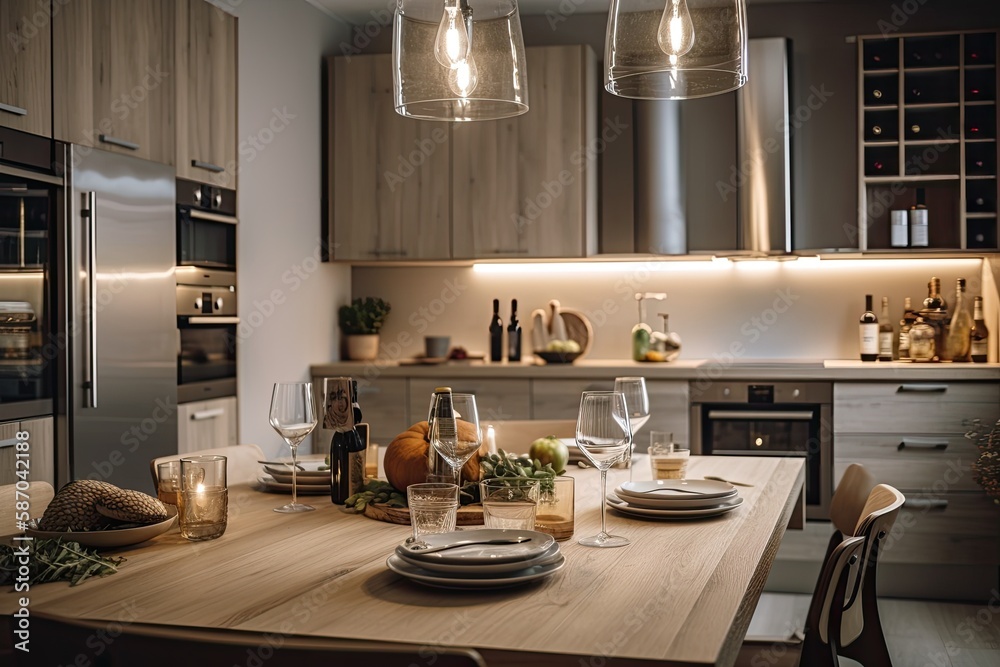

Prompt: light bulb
[
  {"left": 434, "top": 1, "right": 471, "bottom": 69},
  {"left": 657, "top": 0, "right": 696, "bottom": 58},
  {"left": 448, "top": 57, "right": 478, "bottom": 97}
]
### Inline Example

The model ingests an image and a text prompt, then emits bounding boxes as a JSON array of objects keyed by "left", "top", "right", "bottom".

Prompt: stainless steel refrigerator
[{"left": 58, "top": 145, "right": 177, "bottom": 492}]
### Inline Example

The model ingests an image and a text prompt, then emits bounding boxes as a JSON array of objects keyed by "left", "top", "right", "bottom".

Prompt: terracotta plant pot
[{"left": 346, "top": 334, "right": 380, "bottom": 360}]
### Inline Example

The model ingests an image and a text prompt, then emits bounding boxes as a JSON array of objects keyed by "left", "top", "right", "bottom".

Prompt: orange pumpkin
[{"left": 383, "top": 421, "right": 481, "bottom": 492}]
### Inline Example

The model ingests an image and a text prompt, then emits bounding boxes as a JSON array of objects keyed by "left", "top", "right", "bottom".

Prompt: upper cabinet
[
  {"left": 0, "top": 0, "right": 52, "bottom": 137},
  {"left": 327, "top": 46, "right": 597, "bottom": 262},
  {"left": 175, "top": 0, "right": 238, "bottom": 187},
  {"left": 452, "top": 46, "right": 597, "bottom": 259},
  {"left": 53, "top": 0, "right": 176, "bottom": 165},
  {"left": 330, "top": 53, "right": 452, "bottom": 260}
]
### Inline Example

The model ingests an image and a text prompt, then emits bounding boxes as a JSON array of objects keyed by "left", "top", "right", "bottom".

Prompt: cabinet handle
[
  {"left": 897, "top": 384, "right": 948, "bottom": 393},
  {"left": 488, "top": 249, "right": 528, "bottom": 254},
  {"left": 897, "top": 438, "right": 949, "bottom": 451},
  {"left": 0, "top": 102, "right": 28, "bottom": 116},
  {"left": 186, "top": 316, "right": 240, "bottom": 325},
  {"left": 83, "top": 192, "right": 99, "bottom": 409},
  {"left": 0, "top": 437, "right": 19, "bottom": 448},
  {"left": 191, "top": 159, "right": 226, "bottom": 173},
  {"left": 369, "top": 249, "right": 408, "bottom": 257},
  {"left": 98, "top": 134, "right": 140, "bottom": 151},
  {"left": 191, "top": 408, "right": 225, "bottom": 421},
  {"left": 903, "top": 498, "right": 948, "bottom": 511}
]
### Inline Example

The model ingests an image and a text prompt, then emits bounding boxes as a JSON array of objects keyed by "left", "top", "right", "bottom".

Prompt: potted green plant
[{"left": 339, "top": 297, "right": 391, "bottom": 360}]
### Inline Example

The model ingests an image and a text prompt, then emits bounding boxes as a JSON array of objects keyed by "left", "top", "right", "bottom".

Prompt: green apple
[{"left": 529, "top": 436, "right": 569, "bottom": 475}]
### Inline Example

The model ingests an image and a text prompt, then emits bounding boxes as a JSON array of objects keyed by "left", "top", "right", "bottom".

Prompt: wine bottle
[
  {"left": 909, "top": 188, "right": 928, "bottom": 247},
  {"left": 943, "top": 279, "right": 973, "bottom": 362},
  {"left": 507, "top": 299, "right": 522, "bottom": 362},
  {"left": 489, "top": 298, "right": 503, "bottom": 362},
  {"left": 898, "top": 297, "right": 916, "bottom": 360},
  {"left": 890, "top": 210, "right": 909, "bottom": 248},
  {"left": 329, "top": 378, "right": 365, "bottom": 504},
  {"left": 859, "top": 294, "right": 879, "bottom": 362},
  {"left": 971, "top": 296, "right": 989, "bottom": 363},
  {"left": 426, "top": 387, "right": 454, "bottom": 480},
  {"left": 923, "top": 277, "right": 948, "bottom": 312},
  {"left": 878, "top": 297, "right": 894, "bottom": 361}
]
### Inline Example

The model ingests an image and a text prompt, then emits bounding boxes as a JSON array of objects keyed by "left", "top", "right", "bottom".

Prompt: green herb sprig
[{"left": 0, "top": 539, "right": 126, "bottom": 586}]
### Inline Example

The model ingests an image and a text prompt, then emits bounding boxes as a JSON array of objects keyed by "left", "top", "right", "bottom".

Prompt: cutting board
[{"left": 363, "top": 503, "right": 484, "bottom": 526}]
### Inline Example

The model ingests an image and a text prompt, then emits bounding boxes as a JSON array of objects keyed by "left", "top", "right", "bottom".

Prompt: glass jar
[{"left": 908, "top": 318, "right": 936, "bottom": 362}]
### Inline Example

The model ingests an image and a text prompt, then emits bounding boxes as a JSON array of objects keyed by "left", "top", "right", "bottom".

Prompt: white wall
[{"left": 232, "top": 0, "right": 351, "bottom": 456}]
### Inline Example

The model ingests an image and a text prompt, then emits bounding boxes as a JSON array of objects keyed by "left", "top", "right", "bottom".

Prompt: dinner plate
[
  {"left": 613, "top": 485, "right": 739, "bottom": 509},
  {"left": 617, "top": 479, "right": 737, "bottom": 500},
  {"left": 25, "top": 506, "right": 177, "bottom": 549},
  {"left": 398, "top": 529, "right": 555, "bottom": 564},
  {"left": 263, "top": 461, "right": 329, "bottom": 478},
  {"left": 606, "top": 493, "right": 744, "bottom": 519},
  {"left": 386, "top": 553, "right": 565, "bottom": 589},
  {"left": 256, "top": 476, "right": 331, "bottom": 495},
  {"left": 264, "top": 469, "right": 331, "bottom": 485},
  {"left": 395, "top": 542, "right": 562, "bottom": 575}
]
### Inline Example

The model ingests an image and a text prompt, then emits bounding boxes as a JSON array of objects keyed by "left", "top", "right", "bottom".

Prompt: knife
[{"left": 403, "top": 536, "right": 531, "bottom": 554}]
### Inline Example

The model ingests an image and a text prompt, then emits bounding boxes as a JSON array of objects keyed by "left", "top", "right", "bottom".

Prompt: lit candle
[{"left": 486, "top": 425, "right": 497, "bottom": 455}]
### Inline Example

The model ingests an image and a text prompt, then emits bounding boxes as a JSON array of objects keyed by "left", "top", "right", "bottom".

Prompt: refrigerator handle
[{"left": 83, "top": 191, "right": 98, "bottom": 409}]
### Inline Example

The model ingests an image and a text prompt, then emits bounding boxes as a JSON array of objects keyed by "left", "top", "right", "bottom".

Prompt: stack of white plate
[
  {"left": 257, "top": 461, "right": 331, "bottom": 495},
  {"left": 386, "top": 529, "right": 565, "bottom": 590},
  {"left": 607, "top": 479, "right": 743, "bottom": 519}
]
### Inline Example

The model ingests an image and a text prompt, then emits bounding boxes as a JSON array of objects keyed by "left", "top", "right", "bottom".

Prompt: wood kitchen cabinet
[
  {"left": 408, "top": 378, "right": 531, "bottom": 426},
  {"left": 175, "top": 0, "right": 237, "bottom": 187},
  {"left": 451, "top": 46, "right": 598, "bottom": 259},
  {"left": 53, "top": 0, "right": 175, "bottom": 165},
  {"left": 0, "top": 0, "right": 52, "bottom": 137},
  {"left": 177, "top": 396, "right": 237, "bottom": 455},
  {"left": 0, "top": 416, "right": 54, "bottom": 486},
  {"left": 329, "top": 54, "right": 452, "bottom": 260}
]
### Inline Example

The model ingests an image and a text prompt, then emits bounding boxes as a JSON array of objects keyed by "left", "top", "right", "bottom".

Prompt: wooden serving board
[{"left": 363, "top": 502, "right": 484, "bottom": 526}]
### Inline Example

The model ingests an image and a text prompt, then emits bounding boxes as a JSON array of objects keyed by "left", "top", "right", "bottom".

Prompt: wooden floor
[{"left": 747, "top": 593, "right": 1000, "bottom": 666}]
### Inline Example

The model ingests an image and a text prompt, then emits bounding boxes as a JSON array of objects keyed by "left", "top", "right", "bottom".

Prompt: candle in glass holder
[{"left": 178, "top": 455, "right": 228, "bottom": 541}]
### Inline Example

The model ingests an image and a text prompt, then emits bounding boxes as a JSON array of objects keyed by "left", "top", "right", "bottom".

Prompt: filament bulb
[
  {"left": 448, "top": 57, "right": 479, "bottom": 97},
  {"left": 657, "top": 0, "right": 696, "bottom": 58},
  {"left": 434, "top": 1, "right": 471, "bottom": 68}
]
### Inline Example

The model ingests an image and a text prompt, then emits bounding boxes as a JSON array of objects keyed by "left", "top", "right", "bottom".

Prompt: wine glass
[
  {"left": 429, "top": 393, "right": 482, "bottom": 487},
  {"left": 268, "top": 382, "right": 318, "bottom": 513},
  {"left": 576, "top": 391, "right": 631, "bottom": 548},
  {"left": 614, "top": 376, "right": 650, "bottom": 477}
]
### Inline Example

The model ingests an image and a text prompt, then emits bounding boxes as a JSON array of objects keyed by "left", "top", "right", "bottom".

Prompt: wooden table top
[{"left": 3, "top": 455, "right": 804, "bottom": 667}]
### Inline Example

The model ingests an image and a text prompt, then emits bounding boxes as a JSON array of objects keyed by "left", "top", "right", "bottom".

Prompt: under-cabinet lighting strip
[{"left": 472, "top": 257, "right": 982, "bottom": 274}]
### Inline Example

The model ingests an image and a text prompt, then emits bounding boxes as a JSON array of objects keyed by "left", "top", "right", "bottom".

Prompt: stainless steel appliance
[
  {"left": 59, "top": 145, "right": 178, "bottom": 490},
  {"left": 177, "top": 178, "right": 237, "bottom": 271},
  {"left": 690, "top": 381, "right": 832, "bottom": 519},
  {"left": 176, "top": 268, "right": 237, "bottom": 403}
]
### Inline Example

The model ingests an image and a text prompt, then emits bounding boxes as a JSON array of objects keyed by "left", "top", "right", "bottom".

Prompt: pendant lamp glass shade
[
  {"left": 393, "top": 0, "right": 529, "bottom": 121},
  {"left": 605, "top": 0, "right": 748, "bottom": 100}
]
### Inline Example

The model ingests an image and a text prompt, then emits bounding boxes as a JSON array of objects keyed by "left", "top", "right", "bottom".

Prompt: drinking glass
[
  {"left": 268, "top": 382, "right": 319, "bottom": 513},
  {"left": 178, "top": 455, "right": 228, "bottom": 541},
  {"left": 614, "top": 376, "right": 649, "bottom": 474},
  {"left": 480, "top": 478, "right": 540, "bottom": 530},
  {"left": 429, "top": 393, "right": 482, "bottom": 487},
  {"left": 576, "top": 391, "right": 631, "bottom": 548},
  {"left": 407, "top": 482, "right": 459, "bottom": 544}
]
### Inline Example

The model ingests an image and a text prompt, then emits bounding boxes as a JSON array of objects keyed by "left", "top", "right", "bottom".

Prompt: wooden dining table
[{"left": 2, "top": 455, "right": 804, "bottom": 667}]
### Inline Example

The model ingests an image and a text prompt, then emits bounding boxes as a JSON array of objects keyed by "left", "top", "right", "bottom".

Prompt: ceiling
[{"left": 306, "top": 0, "right": 830, "bottom": 26}]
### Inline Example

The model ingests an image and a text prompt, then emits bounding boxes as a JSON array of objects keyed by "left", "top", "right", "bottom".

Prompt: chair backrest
[
  {"left": 0, "top": 481, "right": 54, "bottom": 535},
  {"left": 149, "top": 443, "right": 266, "bottom": 488},
  {"left": 481, "top": 419, "right": 575, "bottom": 456},
  {"left": 803, "top": 534, "right": 867, "bottom": 656},
  {"left": 30, "top": 614, "right": 488, "bottom": 666},
  {"left": 829, "top": 463, "right": 876, "bottom": 537}
]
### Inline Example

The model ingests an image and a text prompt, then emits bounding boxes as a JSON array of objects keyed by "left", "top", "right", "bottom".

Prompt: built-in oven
[
  {"left": 690, "top": 382, "right": 832, "bottom": 520},
  {"left": 177, "top": 269, "right": 237, "bottom": 403},
  {"left": 177, "top": 178, "right": 237, "bottom": 271}
]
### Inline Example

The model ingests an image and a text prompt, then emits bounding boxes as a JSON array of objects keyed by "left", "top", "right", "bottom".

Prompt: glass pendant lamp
[
  {"left": 605, "top": 0, "right": 748, "bottom": 100},
  {"left": 393, "top": 0, "right": 529, "bottom": 121}
]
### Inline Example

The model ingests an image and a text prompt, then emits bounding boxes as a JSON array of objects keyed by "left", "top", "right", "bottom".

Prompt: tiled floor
[{"left": 746, "top": 593, "right": 1000, "bottom": 666}]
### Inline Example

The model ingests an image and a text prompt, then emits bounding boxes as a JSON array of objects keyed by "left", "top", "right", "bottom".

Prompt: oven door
[
  {"left": 699, "top": 404, "right": 830, "bottom": 518},
  {"left": 178, "top": 317, "right": 237, "bottom": 403},
  {"left": 177, "top": 207, "right": 236, "bottom": 271}
]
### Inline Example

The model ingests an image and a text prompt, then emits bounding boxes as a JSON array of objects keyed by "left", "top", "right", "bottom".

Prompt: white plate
[
  {"left": 613, "top": 485, "right": 739, "bottom": 509},
  {"left": 25, "top": 506, "right": 177, "bottom": 549},
  {"left": 256, "top": 476, "right": 331, "bottom": 495},
  {"left": 395, "top": 542, "right": 562, "bottom": 575},
  {"left": 618, "top": 479, "right": 737, "bottom": 500},
  {"left": 398, "top": 529, "right": 555, "bottom": 565},
  {"left": 606, "top": 493, "right": 744, "bottom": 519},
  {"left": 263, "top": 461, "right": 329, "bottom": 478},
  {"left": 386, "top": 553, "right": 565, "bottom": 589},
  {"left": 264, "top": 469, "right": 331, "bottom": 485}
]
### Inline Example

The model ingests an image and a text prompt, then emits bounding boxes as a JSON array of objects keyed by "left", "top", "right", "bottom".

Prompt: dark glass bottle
[
  {"left": 489, "top": 298, "right": 503, "bottom": 362},
  {"left": 859, "top": 294, "right": 879, "bottom": 362},
  {"left": 330, "top": 378, "right": 365, "bottom": 504},
  {"left": 507, "top": 299, "right": 522, "bottom": 362}
]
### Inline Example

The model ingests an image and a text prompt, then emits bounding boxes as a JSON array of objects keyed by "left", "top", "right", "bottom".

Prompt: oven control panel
[{"left": 177, "top": 284, "right": 237, "bottom": 317}]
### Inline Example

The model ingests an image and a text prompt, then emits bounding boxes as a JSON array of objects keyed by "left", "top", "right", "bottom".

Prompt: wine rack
[{"left": 857, "top": 30, "right": 998, "bottom": 251}]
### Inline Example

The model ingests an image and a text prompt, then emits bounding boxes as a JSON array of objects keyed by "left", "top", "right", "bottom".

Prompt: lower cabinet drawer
[
  {"left": 834, "top": 433, "right": 983, "bottom": 492},
  {"left": 834, "top": 382, "right": 1000, "bottom": 434},
  {"left": 880, "top": 492, "right": 1000, "bottom": 566},
  {"left": 408, "top": 378, "right": 531, "bottom": 425}
]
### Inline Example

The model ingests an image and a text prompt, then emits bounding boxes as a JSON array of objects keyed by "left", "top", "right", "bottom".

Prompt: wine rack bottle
[{"left": 859, "top": 294, "right": 879, "bottom": 362}]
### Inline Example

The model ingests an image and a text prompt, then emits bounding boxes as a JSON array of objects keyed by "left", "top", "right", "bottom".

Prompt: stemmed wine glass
[
  {"left": 268, "top": 382, "right": 318, "bottom": 513},
  {"left": 614, "top": 376, "right": 650, "bottom": 477},
  {"left": 576, "top": 391, "right": 632, "bottom": 548},
  {"left": 429, "top": 393, "right": 482, "bottom": 487}
]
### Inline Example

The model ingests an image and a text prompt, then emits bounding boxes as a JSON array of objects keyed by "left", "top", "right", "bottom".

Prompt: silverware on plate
[
  {"left": 258, "top": 460, "right": 305, "bottom": 470},
  {"left": 703, "top": 475, "right": 754, "bottom": 487},
  {"left": 403, "top": 536, "right": 531, "bottom": 554}
]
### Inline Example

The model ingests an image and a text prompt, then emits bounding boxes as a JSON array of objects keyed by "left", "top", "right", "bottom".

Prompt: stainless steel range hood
[{"left": 629, "top": 38, "right": 792, "bottom": 256}]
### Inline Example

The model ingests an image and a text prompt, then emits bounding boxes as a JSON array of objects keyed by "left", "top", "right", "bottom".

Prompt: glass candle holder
[
  {"left": 156, "top": 461, "right": 180, "bottom": 506},
  {"left": 179, "top": 455, "right": 228, "bottom": 541},
  {"left": 534, "top": 476, "right": 575, "bottom": 541}
]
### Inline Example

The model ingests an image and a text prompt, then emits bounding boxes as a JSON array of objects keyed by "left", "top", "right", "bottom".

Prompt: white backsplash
[{"left": 350, "top": 258, "right": 987, "bottom": 362}]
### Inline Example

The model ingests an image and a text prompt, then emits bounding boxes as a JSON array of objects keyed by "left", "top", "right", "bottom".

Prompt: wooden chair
[
  {"left": 24, "top": 613, "right": 487, "bottom": 666},
  {"left": 481, "top": 419, "right": 575, "bottom": 455},
  {"left": 149, "top": 443, "right": 265, "bottom": 488},
  {"left": 0, "top": 481, "right": 53, "bottom": 536}
]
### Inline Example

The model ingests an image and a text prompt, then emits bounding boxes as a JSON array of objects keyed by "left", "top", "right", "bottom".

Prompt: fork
[{"left": 703, "top": 475, "right": 755, "bottom": 487}]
